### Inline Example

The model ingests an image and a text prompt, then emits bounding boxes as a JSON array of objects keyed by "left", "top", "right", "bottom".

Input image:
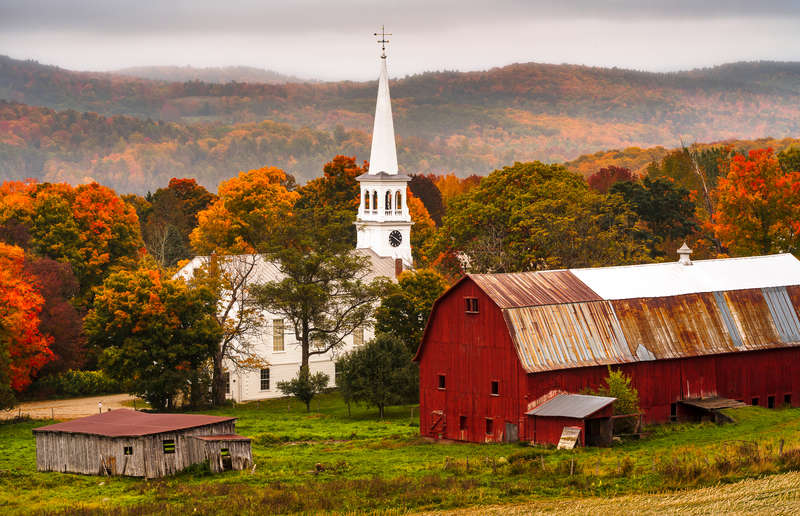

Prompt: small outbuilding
[
  {"left": 34, "top": 409, "right": 252, "bottom": 478},
  {"left": 526, "top": 392, "right": 616, "bottom": 447}
]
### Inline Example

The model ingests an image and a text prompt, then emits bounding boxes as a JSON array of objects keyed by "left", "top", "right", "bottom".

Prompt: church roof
[
  {"left": 367, "top": 55, "right": 399, "bottom": 176},
  {"left": 176, "top": 248, "right": 398, "bottom": 285}
]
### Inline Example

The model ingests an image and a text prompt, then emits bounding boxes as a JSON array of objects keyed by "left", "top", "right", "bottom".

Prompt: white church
[{"left": 177, "top": 41, "right": 412, "bottom": 402}]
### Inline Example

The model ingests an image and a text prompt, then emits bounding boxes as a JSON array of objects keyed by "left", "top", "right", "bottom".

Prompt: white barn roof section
[
  {"left": 572, "top": 253, "right": 800, "bottom": 300},
  {"left": 367, "top": 55, "right": 399, "bottom": 175}
]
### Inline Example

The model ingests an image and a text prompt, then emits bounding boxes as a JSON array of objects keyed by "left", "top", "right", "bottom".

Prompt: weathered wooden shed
[
  {"left": 34, "top": 409, "right": 252, "bottom": 478},
  {"left": 414, "top": 252, "right": 800, "bottom": 445}
]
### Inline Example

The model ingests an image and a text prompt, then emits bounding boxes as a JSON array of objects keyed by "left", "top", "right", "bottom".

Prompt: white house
[{"left": 177, "top": 42, "right": 412, "bottom": 401}]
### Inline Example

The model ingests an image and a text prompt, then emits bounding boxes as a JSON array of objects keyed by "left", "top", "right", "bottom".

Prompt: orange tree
[
  {"left": 85, "top": 264, "right": 221, "bottom": 410},
  {"left": 714, "top": 148, "right": 800, "bottom": 256},
  {"left": 190, "top": 166, "right": 298, "bottom": 254},
  {"left": 0, "top": 243, "right": 53, "bottom": 408}
]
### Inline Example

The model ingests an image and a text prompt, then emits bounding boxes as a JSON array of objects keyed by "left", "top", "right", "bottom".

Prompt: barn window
[
  {"left": 220, "top": 448, "right": 230, "bottom": 457},
  {"left": 768, "top": 395, "right": 775, "bottom": 409},
  {"left": 438, "top": 374, "right": 446, "bottom": 390},
  {"left": 751, "top": 397, "right": 760, "bottom": 406},
  {"left": 162, "top": 439, "right": 175, "bottom": 454},
  {"left": 465, "top": 297, "right": 479, "bottom": 313},
  {"left": 485, "top": 418, "right": 493, "bottom": 435},
  {"left": 670, "top": 403, "right": 677, "bottom": 422},
  {"left": 124, "top": 446, "right": 133, "bottom": 456},
  {"left": 273, "top": 319, "right": 284, "bottom": 352},
  {"left": 785, "top": 393, "right": 792, "bottom": 406},
  {"left": 459, "top": 416, "right": 467, "bottom": 431},
  {"left": 490, "top": 381, "right": 499, "bottom": 396},
  {"left": 260, "top": 368, "right": 270, "bottom": 391}
]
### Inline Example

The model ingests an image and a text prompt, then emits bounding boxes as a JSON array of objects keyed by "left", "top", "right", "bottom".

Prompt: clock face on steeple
[{"left": 389, "top": 230, "right": 402, "bottom": 247}]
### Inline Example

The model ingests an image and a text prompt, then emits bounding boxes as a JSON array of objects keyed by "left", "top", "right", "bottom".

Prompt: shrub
[
  {"left": 589, "top": 367, "right": 641, "bottom": 433},
  {"left": 29, "top": 370, "right": 120, "bottom": 398}
]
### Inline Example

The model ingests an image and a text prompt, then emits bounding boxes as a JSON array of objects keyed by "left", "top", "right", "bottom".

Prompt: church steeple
[
  {"left": 368, "top": 51, "right": 399, "bottom": 175},
  {"left": 355, "top": 28, "right": 413, "bottom": 267}
]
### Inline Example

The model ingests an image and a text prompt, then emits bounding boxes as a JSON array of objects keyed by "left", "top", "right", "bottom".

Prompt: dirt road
[{"left": 0, "top": 393, "right": 137, "bottom": 420}]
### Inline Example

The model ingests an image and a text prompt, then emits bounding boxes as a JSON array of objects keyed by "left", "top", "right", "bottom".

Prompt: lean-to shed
[
  {"left": 414, "top": 251, "right": 800, "bottom": 445},
  {"left": 34, "top": 409, "right": 251, "bottom": 477}
]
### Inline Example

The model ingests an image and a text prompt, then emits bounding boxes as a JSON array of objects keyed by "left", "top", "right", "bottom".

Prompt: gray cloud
[{"left": 0, "top": 1, "right": 799, "bottom": 80}]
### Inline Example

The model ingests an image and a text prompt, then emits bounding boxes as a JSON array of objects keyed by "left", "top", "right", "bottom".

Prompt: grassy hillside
[
  {"left": 2, "top": 392, "right": 800, "bottom": 514},
  {"left": 3, "top": 55, "right": 800, "bottom": 188}
]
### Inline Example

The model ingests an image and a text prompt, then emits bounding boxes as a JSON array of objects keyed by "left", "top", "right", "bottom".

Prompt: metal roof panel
[{"left": 526, "top": 393, "right": 616, "bottom": 418}]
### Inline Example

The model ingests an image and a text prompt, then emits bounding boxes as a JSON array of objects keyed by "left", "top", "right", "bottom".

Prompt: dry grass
[{"left": 429, "top": 471, "right": 800, "bottom": 515}]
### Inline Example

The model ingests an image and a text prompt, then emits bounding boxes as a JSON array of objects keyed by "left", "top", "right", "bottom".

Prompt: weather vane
[{"left": 374, "top": 25, "right": 391, "bottom": 58}]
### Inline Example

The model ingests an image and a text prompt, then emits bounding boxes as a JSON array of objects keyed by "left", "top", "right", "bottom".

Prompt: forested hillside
[
  {"left": 112, "top": 65, "right": 307, "bottom": 84},
  {"left": 2, "top": 55, "right": 800, "bottom": 190}
]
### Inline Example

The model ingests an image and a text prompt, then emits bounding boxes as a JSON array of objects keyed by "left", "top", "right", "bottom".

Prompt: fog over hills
[
  {"left": 2, "top": 55, "right": 800, "bottom": 193},
  {"left": 112, "top": 65, "right": 310, "bottom": 85}
]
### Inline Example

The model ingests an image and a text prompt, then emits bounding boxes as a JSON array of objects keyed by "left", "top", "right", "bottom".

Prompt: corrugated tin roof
[
  {"left": 470, "top": 270, "right": 602, "bottom": 309},
  {"left": 526, "top": 393, "right": 616, "bottom": 418},
  {"left": 175, "top": 248, "right": 397, "bottom": 285},
  {"left": 572, "top": 253, "right": 800, "bottom": 300},
  {"left": 33, "top": 410, "right": 236, "bottom": 437}
]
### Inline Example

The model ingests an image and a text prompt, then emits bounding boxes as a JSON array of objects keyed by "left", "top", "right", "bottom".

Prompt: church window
[
  {"left": 372, "top": 191, "right": 378, "bottom": 213},
  {"left": 364, "top": 191, "right": 370, "bottom": 211},
  {"left": 223, "top": 372, "right": 230, "bottom": 394},
  {"left": 260, "top": 368, "right": 270, "bottom": 391},
  {"left": 353, "top": 326, "right": 364, "bottom": 347},
  {"left": 395, "top": 191, "right": 402, "bottom": 213},
  {"left": 385, "top": 191, "right": 392, "bottom": 213},
  {"left": 273, "top": 319, "right": 284, "bottom": 352}
]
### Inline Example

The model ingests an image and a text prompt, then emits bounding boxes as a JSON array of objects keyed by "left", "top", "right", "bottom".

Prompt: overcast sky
[{"left": 1, "top": 0, "right": 799, "bottom": 81}]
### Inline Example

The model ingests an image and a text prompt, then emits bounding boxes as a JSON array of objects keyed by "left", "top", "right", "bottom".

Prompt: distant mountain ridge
[
  {"left": 2, "top": 55, "right": 800, "bottom": 191},
  {"left": 112, "top": 65, "right": 310, "bottom": 84}
]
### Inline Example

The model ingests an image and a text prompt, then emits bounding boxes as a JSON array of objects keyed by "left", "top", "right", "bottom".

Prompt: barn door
[
  {"left": 429, "top": 410, "right": 445, "bottom": 436},
  {"left": 504, "top": 423, "right": 519, "bottom": 443}
]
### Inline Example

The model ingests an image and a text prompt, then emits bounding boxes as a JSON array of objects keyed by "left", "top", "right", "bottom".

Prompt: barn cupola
[
  {"left": 355, "top": 26, "right": 413, "bottom": 267},
  {"left": 677, "top": 242, "right": 693, "bottom": 266}
]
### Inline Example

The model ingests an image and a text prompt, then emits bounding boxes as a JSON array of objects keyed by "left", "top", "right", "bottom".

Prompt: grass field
[{"left": 2, "top": 393, "right": 800, "bottom": 515}]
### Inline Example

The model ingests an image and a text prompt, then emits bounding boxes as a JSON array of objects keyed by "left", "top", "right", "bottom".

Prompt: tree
[
  {"left": 336, "top": 334, "right": 417, "bottom": 418},
  {"left": 438, "top": 161, "right": 648, "bottom": 272},
  {"left": 190, "top": 167, "right": 299, "bottom": 254},
  {"left": 714, "top": 148, "right": 800, "bottom": 257},
  {"left": 23, "top": 257, "right": 85, "bottom": 377},
  {"left": 375, "top": 269, "right": 447, "bottom": 355},
  {"left": 588, "top": 368, "right": 641, "bottom": 433},
  {"left": 85, "top": 265, "right": 221, "bottom": 410},
  {"left": 587, "top": 166, "right": 635, "bottom": 193},
  {"left": 409, "top": 174, "right": 444, "bottom": 225},
  {"left": 252, "top": 190, "right": 390, "bottom": 373},
  {"left": 276, "top": 366, "right": 329, "bottom": 412},
  {"left": 188, "top": 254, "right": 268, "bottom": 406},
  {"left": 407, "top": 191, "right": 437, "bottom": 267},
  {"left": 141, "top": 178, "right": 215, "bottom": 267},
  {"left": 610, "top": 177, "right": 697, "bottom": 258},
  {"left": 778, "top": 146, "right": 800, "bottom": 173},
  {"left": 0, "top": 243, "right": 54, "bottom": 407}
]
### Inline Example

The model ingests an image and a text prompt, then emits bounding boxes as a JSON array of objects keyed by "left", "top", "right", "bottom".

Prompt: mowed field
[{"left": 2, "top": 392, "right": 800, "bottom": 515}]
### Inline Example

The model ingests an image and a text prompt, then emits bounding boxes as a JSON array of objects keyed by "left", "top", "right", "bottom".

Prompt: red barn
[{"left": 414, "top": 251, "right": 800, "bottom": 445}]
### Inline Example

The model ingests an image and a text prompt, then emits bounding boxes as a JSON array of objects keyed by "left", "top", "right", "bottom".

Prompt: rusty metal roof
[
  {"left": 470, "top": 270, "right": 602, "bottom": 309},
  {"left": 33, "top": 410, "right": 236, "bottom": 437},
  {"left": 506, "top": 286, "right": 800, "bottom": 374},
  {"left": 526, "top": 393, "right": 616, "bottom": 418}
]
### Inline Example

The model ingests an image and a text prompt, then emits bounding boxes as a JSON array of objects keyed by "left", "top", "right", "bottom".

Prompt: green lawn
[{"left": 2, "top": 393, "right": 800, "bottom": 515}]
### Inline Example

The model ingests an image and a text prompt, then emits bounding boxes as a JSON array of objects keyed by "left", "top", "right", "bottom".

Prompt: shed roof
[
  {"left": 526, "top": 394, "right": 616, "bottom": 418},
  {"left": 33, "top": 410, "right": 236, "bottom": 437}
]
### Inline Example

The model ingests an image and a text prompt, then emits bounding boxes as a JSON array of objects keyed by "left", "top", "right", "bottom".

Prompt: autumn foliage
[{"left": 0, "top": 243, "right": 53, "bottom": 403}]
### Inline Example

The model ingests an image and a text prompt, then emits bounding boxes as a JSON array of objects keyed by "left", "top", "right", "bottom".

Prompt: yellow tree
[{"left": 190, "top": 166, "right": 299, "bottom": 254}]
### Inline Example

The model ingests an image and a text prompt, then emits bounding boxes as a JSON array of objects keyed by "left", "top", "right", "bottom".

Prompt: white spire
[{"left": 368, "top": 55, "right": 399, "bottom": 175}]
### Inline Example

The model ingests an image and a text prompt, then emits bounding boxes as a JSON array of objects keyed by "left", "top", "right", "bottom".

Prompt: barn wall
[
  {"left": 531, "top": 416, "right": 585, "bottom": 446},
  {"left": 418, "top": 278, "right": 528, "bottom": 442},
  {"left": 35, "top": 420, "right": 237, "bottom": 477},
  {"left": 525, "top": 347, "right": 800, "bottom": 424}
]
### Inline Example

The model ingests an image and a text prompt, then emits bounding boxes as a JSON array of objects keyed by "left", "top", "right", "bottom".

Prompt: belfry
[{"left": 355, "top": 27, "right": 413, "bottom": 266}]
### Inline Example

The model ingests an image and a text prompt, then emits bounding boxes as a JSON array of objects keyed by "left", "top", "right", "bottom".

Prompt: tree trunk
[
  {"left": 212, "top": 352, "right": 226, "bottom": 406},
  {"left": 379, "top": 404, "right": 384, "bottom": 419},
  {"left": 301, "top": 321, "right": 310, "bottom": 371}
]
